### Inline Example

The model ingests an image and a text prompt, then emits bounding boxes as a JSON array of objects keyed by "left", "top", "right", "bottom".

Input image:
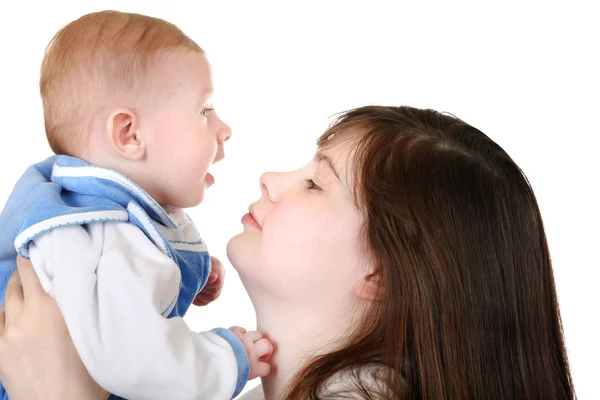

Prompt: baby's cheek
[{"left": 194, "top": 146, "right": 215, "bottom": 172}]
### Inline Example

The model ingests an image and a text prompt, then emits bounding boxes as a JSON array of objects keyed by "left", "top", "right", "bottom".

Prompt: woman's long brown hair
[{"left": 285, "top": 106, "right": 574, "bottom": 399}]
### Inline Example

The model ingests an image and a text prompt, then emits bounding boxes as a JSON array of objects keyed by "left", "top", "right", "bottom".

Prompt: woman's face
[{"left": 227, "top": 142, "right": 368, "bottom": 309}]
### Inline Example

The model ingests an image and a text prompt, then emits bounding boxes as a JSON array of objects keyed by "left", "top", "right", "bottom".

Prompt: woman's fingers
[
  {"left": 0, "top": 307, "right": 5, "bottom": 335},
  {"left": 3, "top": 268, "right": 24, "bottom": 323},
  {"left": 16, "top": 256, "right": 44, "bottom": 300}
]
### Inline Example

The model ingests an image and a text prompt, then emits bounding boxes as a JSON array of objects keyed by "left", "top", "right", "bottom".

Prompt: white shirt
[
  {"left": 237, "top": 366, "right": 391, "bottom": 400},
  {"left": 238, "top": 385, "right": 264, "bottom": 400},
  {"left": 29, "top": 220, "right": 240, "bottom": 400}
]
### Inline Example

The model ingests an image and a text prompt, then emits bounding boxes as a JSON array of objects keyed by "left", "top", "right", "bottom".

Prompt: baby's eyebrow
[
  {"left": 199, "top": 88, "right": 213, "bottom": 99},
  {"left": 196, "top": 89, "right": 214, "bottom": 106},
  {"left": 314, "top": 152, "right": 340, "bottom": 181}
]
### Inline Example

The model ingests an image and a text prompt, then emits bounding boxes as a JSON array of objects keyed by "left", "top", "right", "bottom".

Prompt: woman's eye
[
  {"left": 305, "top": 179, "right": 321, "bottom": 191},
  {"left": 202, "top": 108, "right": 214, "bottom": 117}
]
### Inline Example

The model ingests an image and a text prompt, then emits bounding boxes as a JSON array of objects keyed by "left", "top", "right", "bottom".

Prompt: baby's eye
[
  {"left": 202, "top": 108, "right": 215, "bottom": 117},
  {"left": 305, "top": 179, "right": 321, "bottom": 191}
]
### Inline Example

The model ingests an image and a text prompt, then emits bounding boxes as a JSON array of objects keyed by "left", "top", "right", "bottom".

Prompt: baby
[{"left": 0, "top": 10, "right": 271, "bottom": 400}]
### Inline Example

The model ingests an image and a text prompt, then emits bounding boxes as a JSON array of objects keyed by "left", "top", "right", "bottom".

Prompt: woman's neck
[{"left": 252, "top": 298, "right": 357, "bottom": 400}]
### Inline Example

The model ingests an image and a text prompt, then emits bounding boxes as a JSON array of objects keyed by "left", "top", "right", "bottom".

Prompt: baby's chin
[{"left": 162, "top": 190, "right": 205, "bottom": 210}]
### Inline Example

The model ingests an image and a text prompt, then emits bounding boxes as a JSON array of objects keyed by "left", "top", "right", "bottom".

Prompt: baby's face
[{"left": 141, "top": 51, "right": 231, "bottom": 208}]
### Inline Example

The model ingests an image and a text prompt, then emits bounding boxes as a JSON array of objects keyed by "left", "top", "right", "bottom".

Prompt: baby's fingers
[
  {"left": 253, "top": 360, "right": 271, "bottom": 379},
  {"left": 229, "top": 326, "right": 246, "bottom": 338},
  {"left": 244, "top": 330, "right": 263, "bottom": 343},
  {"left": 254, "top": 338, "right": 273, "bottom": 361},
  {"left": 192, "top": 294, "right": 212, "bottom": 307}
]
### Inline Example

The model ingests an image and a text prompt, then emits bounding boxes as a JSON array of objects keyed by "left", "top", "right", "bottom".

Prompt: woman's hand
[{"left": 0, "top": 256, "right": 108, "bottom": 400}]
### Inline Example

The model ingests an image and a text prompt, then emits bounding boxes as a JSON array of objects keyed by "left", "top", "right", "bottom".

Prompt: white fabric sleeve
[{"left": 28, "top": 222, "right": 247, "bottom": 400}]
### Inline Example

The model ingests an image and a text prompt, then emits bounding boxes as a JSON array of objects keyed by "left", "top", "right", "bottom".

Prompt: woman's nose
[
  {"left": 259, "top": 172, "right": 273, "bottom": 199},
  {"left": 259, "top": 171, "right": 289, "bottom": 202}
]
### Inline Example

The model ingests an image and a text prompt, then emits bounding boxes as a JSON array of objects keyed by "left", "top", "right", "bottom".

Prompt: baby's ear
[
  {"left": 353, "top": 272, "right": 385, "bottom": 302},
  {"left": 106, "top": 108, "right": 145, "bottom": 160}
]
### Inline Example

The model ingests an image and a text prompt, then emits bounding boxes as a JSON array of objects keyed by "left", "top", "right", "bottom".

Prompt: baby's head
[{"left": 41, "top": 10, "right": 231, "bottom": 207}]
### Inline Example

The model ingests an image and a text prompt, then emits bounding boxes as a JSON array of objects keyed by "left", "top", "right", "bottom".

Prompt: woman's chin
[{"left": 225, "top": 233, "right": 251, "bottom": 272}]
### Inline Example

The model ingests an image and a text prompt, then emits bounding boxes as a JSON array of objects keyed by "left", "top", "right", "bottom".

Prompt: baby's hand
[
  {"left": 230, "top": 326, "right": 273, "bottom": 380},
  {"left": 193, "top": 256, "right": 225, "bottom": 306}
]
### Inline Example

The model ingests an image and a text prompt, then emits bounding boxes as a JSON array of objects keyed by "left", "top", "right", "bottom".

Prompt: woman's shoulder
[
  {"left": 320, "top": 364, "right": 399, "bottom": 399},
  {"left": 237, "top": 384, "right": 264, "bottom": 400},
  {"left": 237, "top": 365, "right": 396, "bottom": 400}
]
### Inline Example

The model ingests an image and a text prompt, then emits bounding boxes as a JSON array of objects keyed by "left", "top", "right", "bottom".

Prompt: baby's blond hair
[{"left": 40, "top": 10, "right": 203, "bottom": 155}]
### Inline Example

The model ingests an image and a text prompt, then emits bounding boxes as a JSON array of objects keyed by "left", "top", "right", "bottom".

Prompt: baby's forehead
[{"left": 144, "top": 51, "right": 213, "bottom": 95}]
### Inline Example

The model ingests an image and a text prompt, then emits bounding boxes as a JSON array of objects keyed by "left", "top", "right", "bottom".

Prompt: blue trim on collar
[{"left": 52, "top": 155, "right": 178, "bottom": 228}]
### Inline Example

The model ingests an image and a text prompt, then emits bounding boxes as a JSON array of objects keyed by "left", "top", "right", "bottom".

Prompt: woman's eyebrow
[{"left": 314, "top": 152, "right": 340, "bottom": 181}]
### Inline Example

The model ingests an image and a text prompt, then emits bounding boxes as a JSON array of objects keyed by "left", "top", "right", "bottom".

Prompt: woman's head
[
  {"left": 227, "top": 134, "right": 369, "bottom": 316},
  {"left": 228, "top": 106, "right": 573, "bottom": 399}
]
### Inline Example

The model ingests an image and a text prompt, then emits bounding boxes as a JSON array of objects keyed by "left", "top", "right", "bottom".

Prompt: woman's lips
[{"left": 242, "top": 210, "right": 262, "bottom": 230}]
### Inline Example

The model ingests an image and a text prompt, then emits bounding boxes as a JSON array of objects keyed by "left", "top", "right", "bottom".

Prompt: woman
[{"left": 0, "top": 106, "right": 574, "bottom": 399}]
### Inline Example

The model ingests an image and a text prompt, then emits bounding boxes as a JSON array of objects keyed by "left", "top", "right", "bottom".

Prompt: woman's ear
[
  {"left": 106, "top": 108, "right": 146, "bottom": 160},
  {"left": 354, "top": 272, "right": 384, "bottom": 302}
]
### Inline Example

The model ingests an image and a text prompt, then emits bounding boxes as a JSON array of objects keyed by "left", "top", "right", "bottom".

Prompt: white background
[{"left": 0, "top": 1, "right": 598, "bottom": 398}]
